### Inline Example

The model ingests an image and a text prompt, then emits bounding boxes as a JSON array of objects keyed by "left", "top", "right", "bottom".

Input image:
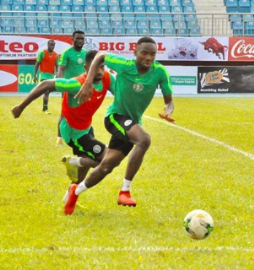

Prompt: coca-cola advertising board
[
  {"left": 198, "top": 66, "right": 254, "bottom": 94},
  {"left": 228, "top": 37, "right": 254, "bottom": 61}
]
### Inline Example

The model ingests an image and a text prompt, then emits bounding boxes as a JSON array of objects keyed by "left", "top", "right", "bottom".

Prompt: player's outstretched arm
[
  {"left": 11, "top": 80, "right": 56, "bottom": 118},
  {"left": 158, "top": 94, "right": 175, "bottom": 123},
  {"left": 75, "top": 51, "right": 107, "bottom": 104}
]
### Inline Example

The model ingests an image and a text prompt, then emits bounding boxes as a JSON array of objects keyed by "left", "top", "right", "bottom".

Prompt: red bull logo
[{"left": 200, "top": 37, "right": 228, "bottom": 60}]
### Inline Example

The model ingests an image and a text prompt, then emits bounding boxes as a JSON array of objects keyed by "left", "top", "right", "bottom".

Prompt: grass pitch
[{"left": 1, "top": 96, "right": 254, "bottom": 269}]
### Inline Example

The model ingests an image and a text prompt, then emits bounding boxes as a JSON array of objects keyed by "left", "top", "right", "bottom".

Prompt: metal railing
[{"left": 0, "top": 11, "right": 253, "bottom": 36}]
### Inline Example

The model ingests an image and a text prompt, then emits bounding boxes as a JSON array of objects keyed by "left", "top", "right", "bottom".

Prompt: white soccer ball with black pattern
[{"left": 184, "top": 210, "right": 214, "bottom": 240}]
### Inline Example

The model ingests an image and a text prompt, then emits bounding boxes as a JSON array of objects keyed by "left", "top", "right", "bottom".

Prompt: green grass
[{"left": 1, "top": 96, "right": 254, "bottom": 269}]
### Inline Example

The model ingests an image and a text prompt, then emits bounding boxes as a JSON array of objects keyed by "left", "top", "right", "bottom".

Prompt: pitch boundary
[
  {"left": 144, "top": 115, "right": 254, "bottom": 161},
  {"left": 0, "top": 246, "right": 254, "bottom": 253}
]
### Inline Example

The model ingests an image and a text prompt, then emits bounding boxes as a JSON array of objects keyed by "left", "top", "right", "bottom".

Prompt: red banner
[
  {"left": 228, "top": 37, "right": 254, "bottom": 61},
  {"left": 0, "top": 65, "right": 18, "bottom": 92}
]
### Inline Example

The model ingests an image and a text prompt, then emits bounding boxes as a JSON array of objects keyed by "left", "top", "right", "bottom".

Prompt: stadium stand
[
  {"left": 0, "top": 0, "right": 253, "bottom": 36},
  {"left": 0, "top": 0, "right": 202, "bottom": 35}
]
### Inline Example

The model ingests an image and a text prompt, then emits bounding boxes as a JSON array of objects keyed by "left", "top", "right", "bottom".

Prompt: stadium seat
[
  {"left": 38, "top": 26, "right": 51, "bottom": 33},
  {"left": 49, "top": 0, "right": 60, "bottom": 5},
  {"left": 185, "top": 14, "right": 197, "bottom": 21},
  {"left": 25, "top": 0, "right": 36, "bottom": 4},
  {"left": 151, "top": 28, "right": 163, "bottom": 35},
  {"left": 73, "top": 0, "right": 84, "bottom": 4},
  {"left": 13, "top": 0, "right": 25, "bottom": 4},
  {"left": 137, "top": 18, "right": 148, "bottom": 28},
  {"left": 120, "top": 0, "right": 132, "bottom": 5},
  {"left": 111, "top": 18, "right": 123, "bottom": 28},
  {"left": 108, "top": 0, "right": 119, "bottom": 5},
  {"left": 133, "top": 0, "right": 144, "bottom": 6},
  {"left": 86, "top": 18, "right": 99, "bottom": 28},
  {"left": 86, "top": 28, "right": 100, "bottom": 34},
  {"left": 61, "top": 18, "right": 73, "bottom": 27},
  {"left": 126, "top": 28, "right": 137, "bottom": 34},
  {"left": 157, "top": 0, "right": 169, "bottom": 6},
  {"left": 177, "top": 28, "right": 189, "bottom": 36},
  {"left": 100, "top": 28, "right": 113, "bottom": 34},
  {"left": 61, "top": 0, "right": 73, "bottom": 4},
  {"left": 12, "top": 4, "right": 23, "bottom": 11},
  {"left": 163, "top": 28, "right": 176, "bottom": 35},
  {"left": 63, "top": 27, "right": 73, "bottom": 33},
  {"left": 109, "top": 5, "right": 121, "bottom": 12},
  {"left": 2, "top": 26, "right": 14, "bottom": 33},
  {"left": 124, "top": 18, "right": 136, "bottom": 28},
  {"left": 26, "top": 26, "right": 38, "bottom": 32},
  {"left": 37, "top": 0, "right": 49, "bottom": 4},
  {"left": 0, "top": 4, "right": 11, "bottom": 11},
  {"left": 74, "top": 18, "right": 86, "bottom": 28},
  {"left": 225, "top": 0, "right": 238, "bottom": 12},
  {"left": 150, "top": 19, "right": 162, "bottom": 29},
  {"left": 137, "top": 27, "right": 149, "bottom": 35},
  {"left": 96, "top": 0, "right": 108, "bottom": 5},
  {"left": 84, "top": 0, "right": 95, "bottom": 5},
  {"left": 239, "top": 0, "right": 251, "bottom": 12},
  {"left": 243, "top": 14, "right": 253, "bottom": 21},
  {"left": 36, "top": 5, "right": 48, "bottom": 11},
  {"left": 145, "top": 0, "right": 156, "bottom": 5},
  {"left": 187, "top": 19, "right": 199, "bottom": 29},
  {"left": 97, "top": 5, "right": 110, "bottom": 18},
  {"left": 0, "top": 18, "right": 13, "bottom": 27},
  {"left": 189, "top": 26, "right": 201, "bottom": 36},
  {"left": 50, "top": 17, "right": 61, "bottom": 27},
  {"left": 15, "top": 26, "right": 26, "bottom": 33},
  {"left": 25, "top": 18, "right": 37, "bottom": 27},
  {"left": 84, "top": 5, "right": 97, "bottom": 18},
  {"left": 37, "top": 18, "right": 49, "bottom": 27},
  {"left": 162, "top": 19, "right": 174, "bottom": 29},
  {"left": 170, "top": 0, "right": 181, "bottom": 7},
  {"left": 174, "top": 20, "right": 187, "bottom": 30},
  {"left": 113, "top": 27, "right": 125, "bottom": 34},
  {"left": 184, "top": 6, "right": 196, "bottom": 13},
  {"left": 52, "top": 26, "right": 62, "bottom": 33},
  {"left": 13, "top": 17, "right": 25, "bottom": 26},
  {"left": 182, "top": 0, "right": 194, "bottom": 6},
  {"left": 99, "top": 18, "right": 111, "bottom": 27},
  {"left": 48, "top": 5, "right": 59, "bottom": 16}
]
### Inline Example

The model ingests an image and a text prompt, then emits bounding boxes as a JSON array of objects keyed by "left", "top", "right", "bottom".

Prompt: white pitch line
[
  {"left": 0, "top": 246, "right": 254, "bottom": 253},
  {"left": 144, "top": 115, "right": 254, "bottom": 161}
]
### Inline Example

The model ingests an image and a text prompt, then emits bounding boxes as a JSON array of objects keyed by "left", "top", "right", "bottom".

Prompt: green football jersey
[
  {"left": 59, "top": 47, "right": 87, "bottom": 79},
  {"left": 105, "top": 54, "right": 173, "bottom": 124}
]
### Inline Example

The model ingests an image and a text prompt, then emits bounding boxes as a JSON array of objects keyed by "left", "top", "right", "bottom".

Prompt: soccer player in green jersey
[
  {"left": 63, "top": 37, "right": 174, "bottom": 215},
  {"left": 56, "top": 30, "right": 87, "bottom": 146},
  {"left": 33, "top": 39, "right": 58, "bottom": 114}
]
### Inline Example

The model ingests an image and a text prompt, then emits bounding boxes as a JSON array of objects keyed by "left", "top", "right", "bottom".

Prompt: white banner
[
  {"left": 84, "top": 36, "right": 229, "bottom": 61},
  {"left": 0, "top": 35, "right": 229, "bottom": 61}
]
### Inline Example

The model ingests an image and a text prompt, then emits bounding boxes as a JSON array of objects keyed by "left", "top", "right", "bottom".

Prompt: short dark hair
[
  {"left": 137, "top": 37, "right": 156, "bottom": 45},
  {"left": 72, "top": 30, "right": 85, "bottom": 37},
  {"left": 47, "top": 39, "right": 55, "bottom": 45},
  {"left": 85, "top": 50, "right": 98, "bottom": 64}
]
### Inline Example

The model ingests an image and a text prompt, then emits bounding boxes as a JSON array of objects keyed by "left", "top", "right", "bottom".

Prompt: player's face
[
  {"left": 47, "top": 41, "right": 55, "bottom": 52},
  {"left": 86, "top": 63, "right": 105, "bottom": 84},
  {"left": 73, "top": 34, "right": 85, "bottom": 50},
  {"left": 135, "top": 42, "right": 157, "bottom": 71}
]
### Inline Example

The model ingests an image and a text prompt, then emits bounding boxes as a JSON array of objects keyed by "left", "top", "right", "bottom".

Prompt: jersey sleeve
[
  {"left": 58, "top": 49, "right": 69, "bottom": 66},
  {"left": 159, "top": 66, "right": 173, "bottom": 95},
  {"left": 55, "top": 78, "right": 82, "bottom": 94},
  {"left": 105, "top": 54, "right": 132, "bottom": 74},
  {"left": 36, "top": 51, "right": 44, "bottom": 63},
  {"left": 108, "top": 73, "right": 115, "bottom": 95}
]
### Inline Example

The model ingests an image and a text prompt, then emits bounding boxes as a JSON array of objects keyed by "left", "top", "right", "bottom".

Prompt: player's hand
[
  {"left": 11, "top": 105, "right": 23, "bottom": 118},
  {"left": 74, "top": 82, "right": 93, "bottom": 104},
  {"left": 158, "top": 113, "right": 175, "bottom": 124}
]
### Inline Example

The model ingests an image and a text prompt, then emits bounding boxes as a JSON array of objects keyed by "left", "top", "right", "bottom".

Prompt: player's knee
[{"left": 138, "top": 133, "right": 151, "bottom": 151}]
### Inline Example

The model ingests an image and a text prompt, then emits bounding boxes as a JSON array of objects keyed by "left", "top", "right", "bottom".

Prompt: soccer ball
[{"left": 184, "top": 209, "right": 214, "bottom": 240}]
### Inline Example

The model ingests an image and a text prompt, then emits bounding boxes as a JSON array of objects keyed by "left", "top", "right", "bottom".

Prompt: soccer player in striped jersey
[
  {"left": 11, "top": 50, "right": 115, "bottom": 198},
  {"left": 63, "top": 37, "right": 175, "bottom": 215}
]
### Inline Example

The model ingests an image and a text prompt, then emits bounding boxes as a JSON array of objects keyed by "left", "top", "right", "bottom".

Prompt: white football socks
[
  {"left": 75, "top": 181, "right": 88, "bottom": 195},
  {"left": 121, "top": 179, "right": 132, "bottom": 191},
  {"left": 69, "top": 157, "right": 83, "bottom": 167}
]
